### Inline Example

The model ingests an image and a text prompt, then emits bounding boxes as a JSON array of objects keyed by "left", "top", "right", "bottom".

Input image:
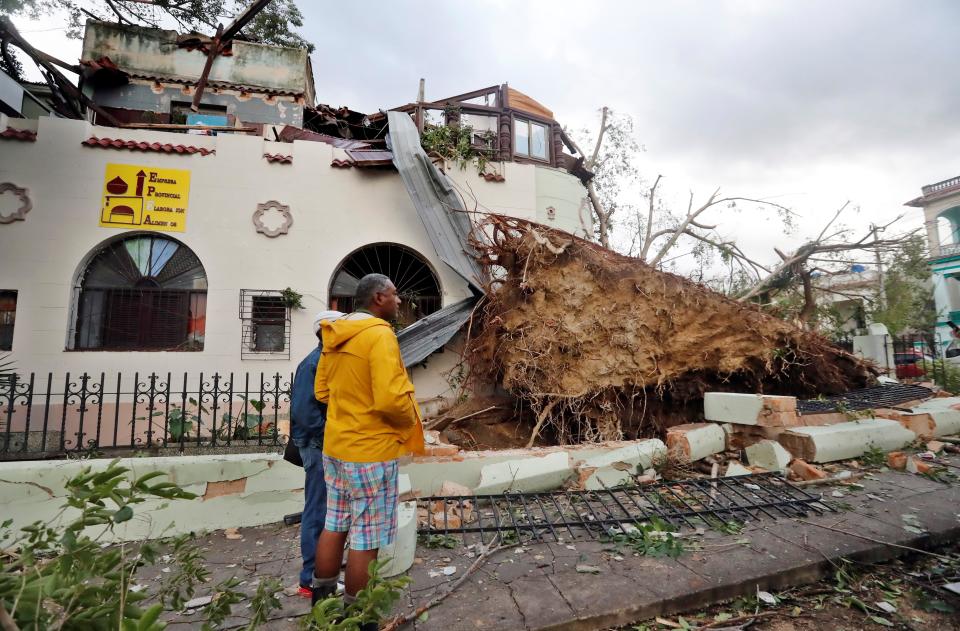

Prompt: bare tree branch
[
  {"left": 639, "top": 174, "right": 662, "bottom": 260},
  {"left": 587, "top": 106, "right": 608, "bottom": 170},
  {"left": 737, "top": 203, "right": 921, "bottom": 304}
]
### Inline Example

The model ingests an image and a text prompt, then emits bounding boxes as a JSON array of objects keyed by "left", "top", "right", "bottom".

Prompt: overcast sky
[{"left": 12, "top": 0, "right": 959, "bottom": 271}]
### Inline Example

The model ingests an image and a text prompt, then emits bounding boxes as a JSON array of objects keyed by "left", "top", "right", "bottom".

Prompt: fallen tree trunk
[{"left": 467, "top": 216, "right": 875, "bottom": 445}]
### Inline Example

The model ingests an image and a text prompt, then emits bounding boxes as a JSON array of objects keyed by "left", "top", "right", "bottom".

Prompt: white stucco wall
[
  {"left": 445, "top": 161, "right": 591, "bottom": 239},
  {"left": 0, "top": 117, "right": 587, "bottom": 401}
]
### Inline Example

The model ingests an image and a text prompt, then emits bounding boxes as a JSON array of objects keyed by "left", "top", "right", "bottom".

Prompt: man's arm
[
  {"left": 369, "top": 329, "right": 417, "bottom": 428},
  {"left": 314, "top": 350, "right": 330, "bottom": 404}
]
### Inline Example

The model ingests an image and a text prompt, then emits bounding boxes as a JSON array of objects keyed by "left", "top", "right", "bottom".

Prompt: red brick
[{"left": 789, "top": 459, "right": 827, "bottom": 481}]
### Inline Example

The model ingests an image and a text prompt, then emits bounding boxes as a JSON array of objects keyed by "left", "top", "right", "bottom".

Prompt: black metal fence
[
  {"left": 0, "top": 372, "right": 292, "bottom": 460},
  {"left": 882, "top": 333, "right": 951, "bottom": 386}
]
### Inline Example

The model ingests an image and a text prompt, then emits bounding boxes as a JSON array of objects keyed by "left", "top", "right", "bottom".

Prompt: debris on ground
[{"left": 614, "top": 541, "right": 960, "bottom": 631}]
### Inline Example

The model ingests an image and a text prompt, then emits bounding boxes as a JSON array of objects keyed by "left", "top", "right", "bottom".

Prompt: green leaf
[
  {"left": 869, "top": 615, "right": 894, "bottom": 627},
  {"left": 138, "top": 603, "right": 163, "bottom": 629},
  {"left": 114, "top": 505, "right": 134, "bottom": 523},
  {"left": 418, "top": 611, "right": 430, "bottom": 622}
]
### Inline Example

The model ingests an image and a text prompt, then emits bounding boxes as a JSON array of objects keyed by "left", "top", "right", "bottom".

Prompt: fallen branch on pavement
[
  {"left": 380, "top": 537, "right": 519, "bottom": 631},
  {"left": 698, "top": 610, "right": 782, "bottom": 629},
  {"left": 791, "top": 472, "right": 865, "bottom": 487},
  {"left": 796, "top": 519, "right": 952, "bottom": 561},
  {"left": 424, "top": 405, "right": 499, "bottom": 431}
]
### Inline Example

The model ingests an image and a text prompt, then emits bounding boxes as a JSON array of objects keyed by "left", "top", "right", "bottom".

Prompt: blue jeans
[{"left": 299, "top": 445, "right": 327, "bottom": 586}]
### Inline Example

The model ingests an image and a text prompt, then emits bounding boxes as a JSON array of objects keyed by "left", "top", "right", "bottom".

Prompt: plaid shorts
[{"left": 322, "top": 455, "right": 399, "bottom": 551}]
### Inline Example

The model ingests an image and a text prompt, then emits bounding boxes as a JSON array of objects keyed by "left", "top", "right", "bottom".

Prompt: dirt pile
[{"left": 466, "top": 216, "right": 875, "bottom": 445}]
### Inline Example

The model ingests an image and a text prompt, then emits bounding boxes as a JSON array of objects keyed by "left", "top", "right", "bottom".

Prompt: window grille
[
  {"left": 0, "top": 290, "right": 16, "bottom": 351},
  {"left": 73, "top": 235, "right": 207, "bottom": 351},
  {"left": 240, "top": 290, "right": 290, "bottom": 359},
  {"left": 329, "top": 243, "right": 442, "bottom": 330}
]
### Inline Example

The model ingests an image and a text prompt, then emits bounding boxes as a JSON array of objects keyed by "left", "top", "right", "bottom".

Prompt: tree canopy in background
[
  {"left": 869, "top": 234, "right": 936, "bottom": 336},
  {"left": 1, "top": 0, "right": 312, "bottom": 50}
]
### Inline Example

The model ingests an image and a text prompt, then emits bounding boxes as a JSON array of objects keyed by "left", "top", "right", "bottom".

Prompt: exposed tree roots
[{"left": 466, "top": 216, "right": 875, "bottom": 445}]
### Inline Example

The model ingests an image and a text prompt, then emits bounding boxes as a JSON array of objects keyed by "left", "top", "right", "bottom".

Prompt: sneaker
[
  {"left": 311, "top": 582, "right": 337, "bottom": 606},
  {"left": 297, "top": 585, "right": 312, "bottom": 599}
]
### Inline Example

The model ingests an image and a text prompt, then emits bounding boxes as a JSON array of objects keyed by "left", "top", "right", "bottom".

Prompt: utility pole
[
  {"left": 871, "top": 223, "right": 885, "bottom": 312},
  {"left": 415, "top": 78, "right": 425, "bottom": 133}
]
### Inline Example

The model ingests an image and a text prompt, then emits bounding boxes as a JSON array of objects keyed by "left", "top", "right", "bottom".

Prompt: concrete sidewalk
[{"left": 138, "top": 462, "right": 960, "bottom": 630}]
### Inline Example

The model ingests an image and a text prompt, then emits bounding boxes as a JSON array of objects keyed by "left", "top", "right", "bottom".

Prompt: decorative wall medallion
[
  {"left": 252, "top": 200, "right": 293, "bottom": 237},
  {"left": 546, "top": 206, "right": 556, "bottom": 221},
  {"left": 0, "top": 183, "right": 31, "bottom": 224}
]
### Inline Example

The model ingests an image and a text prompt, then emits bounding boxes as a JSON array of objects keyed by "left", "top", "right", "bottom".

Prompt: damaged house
[{"left": 0, "top": 20, "right": 594, "bottom": 451}]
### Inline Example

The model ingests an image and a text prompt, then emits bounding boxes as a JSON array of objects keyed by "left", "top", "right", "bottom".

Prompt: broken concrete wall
[
  {"left": 401, "top": 438, "right": 672, "bottom": 496},
  {"left": 91, "top": 81, "right": 304, "bottom": 127},
  {"left": 0, "top": 438, "right": 679, "bottom": 545},
  {"left": 777, "top": 419, "right": 916, "bottom": 463},
  {"left": 82, "top": 21, "right": 312, "bottom": 94},
  {"left": 0, "top": 453, "right": 305, "bottom": 543}
]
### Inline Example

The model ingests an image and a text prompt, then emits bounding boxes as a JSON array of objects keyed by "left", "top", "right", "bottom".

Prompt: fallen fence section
[
  {"left": 797, "top": 383, "right": 933, "bottom": 414},
  {"left": 416, "top": 472, "right": 832, "bottom": 545}
]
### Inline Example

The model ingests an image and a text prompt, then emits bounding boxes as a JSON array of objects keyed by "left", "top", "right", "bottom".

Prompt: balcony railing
[
  {"left": 931, "top": 243, "right": 960, "bottom": 261},
  {"left": 922, "top": 176, "right": 960, "bottom": 196}
]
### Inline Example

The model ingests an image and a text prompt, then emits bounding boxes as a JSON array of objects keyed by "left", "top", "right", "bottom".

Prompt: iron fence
[
  {"left": 882, "top": 333, "right": 950, "bottom": 386},
  {"left": 0, "top": 371, "right": 292, "bottom": 460}
]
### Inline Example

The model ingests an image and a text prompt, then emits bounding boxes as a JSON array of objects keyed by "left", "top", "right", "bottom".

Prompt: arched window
[
  {"left": 73, "top": 234, "right": 207, "bottom": 351},
  {"left": 329, "top": 243, "right": 441, "bottom": 329}
]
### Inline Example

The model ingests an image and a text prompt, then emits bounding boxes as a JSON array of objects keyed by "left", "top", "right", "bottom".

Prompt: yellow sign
[{"left": 99, "top": 163, "right": 191, "bottom": 232}]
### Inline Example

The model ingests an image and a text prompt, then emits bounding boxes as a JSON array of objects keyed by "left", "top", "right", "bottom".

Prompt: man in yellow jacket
[{"left": 310, "top": 273, "right": 424, "bottom": 625}]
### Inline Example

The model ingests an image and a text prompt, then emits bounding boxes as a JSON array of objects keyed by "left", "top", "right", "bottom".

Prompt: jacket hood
[{"left": 320, "top": 313, "right": 391, "bottom": 350}]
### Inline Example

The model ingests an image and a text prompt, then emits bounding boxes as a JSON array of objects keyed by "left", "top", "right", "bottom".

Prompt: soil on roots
[{"left": 466, "top": 216, "right": 875, "bottom": 445}]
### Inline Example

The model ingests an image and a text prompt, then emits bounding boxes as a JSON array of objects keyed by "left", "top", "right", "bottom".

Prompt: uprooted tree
[{"left": 466, "top": 215, "right": 874, "bottom": 447}]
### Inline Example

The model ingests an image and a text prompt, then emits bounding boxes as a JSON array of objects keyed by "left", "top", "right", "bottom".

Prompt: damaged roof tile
[
  {"left": 278, "top": 125, "right": 372, "bottom": 150},
  {"left": 82, "top": 136, "right": 215, "bottom": 156},
  {"left": 481, "top": 172, "right": 505, "bottom": 182},
  {"left": 1, "top": 127, "right": 37, "bottom": 142},
  {"left": 264, "top": 153, "right": 292, "bottom": 164}
]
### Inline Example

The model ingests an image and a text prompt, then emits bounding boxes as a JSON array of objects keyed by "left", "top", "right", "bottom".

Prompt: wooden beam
[
  {"left": 191, "top": 24, "right": 222, "bottom": 112},
  {"left": 190, "top": 1, "right": 274, "bottom": 112},
  {"left": 33, "top": 48, "right": 80, "bottom": 74},
  {"left": 119, "top": 123, "right": 257, "bottom": 132},
  {"left": 0, "top": 17, "right": 120, "bottom": 126},
  {"left": 220, "top": 0, "right": 273, "bottom": 43}
]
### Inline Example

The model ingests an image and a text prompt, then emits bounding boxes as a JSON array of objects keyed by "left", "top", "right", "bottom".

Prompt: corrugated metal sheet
[
  {"left": 386, "top": 111, "right": 483, "bottom": 291},
  {"left": 398, "top": 296, "right": 478, "bottom": 367}
]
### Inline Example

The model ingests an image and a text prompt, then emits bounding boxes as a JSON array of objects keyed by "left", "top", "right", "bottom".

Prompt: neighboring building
[
  {"left": 79, "top": 21, "right": 315, "bottom": 130},
  {"left": 812, "top": 264, "right": 878, "bottom": 336},
  {"left": 0, "top": 20, "right": 592, "bottom": 416},
  {"left": 0, "top": 70, "right": 56, "bottom": 119},
  {"left": 906, "top": 175, "right": 960, "bottom": 344}
]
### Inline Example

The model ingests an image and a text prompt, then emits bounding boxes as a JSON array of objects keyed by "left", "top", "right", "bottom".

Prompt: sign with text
[{"left": 99, "top": 164, "right": 191, "bottom": 232}]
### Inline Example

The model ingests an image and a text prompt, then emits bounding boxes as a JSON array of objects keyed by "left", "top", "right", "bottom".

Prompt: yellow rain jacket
[{"left": 315, "top": 313, "right": 425, "bottom": 462}]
